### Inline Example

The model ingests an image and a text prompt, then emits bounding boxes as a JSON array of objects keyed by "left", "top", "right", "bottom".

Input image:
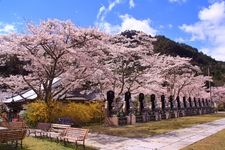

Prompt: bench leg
[
  {"left": 15, "top": 140, "right": 18, "bottom": 148},
  {"left": 83, "top": 140, "right": 85, "bottom": 150},
  {"left": 75, "top": 141, "right": 78, "bottom": 150},
  {"left": 63, "top": 139, "right": 67, "bottom": 146}
]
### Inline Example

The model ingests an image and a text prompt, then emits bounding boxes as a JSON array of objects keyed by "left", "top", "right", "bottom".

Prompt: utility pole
[{"left": 208, "top": 67, "right": 212, "bottom": 100}]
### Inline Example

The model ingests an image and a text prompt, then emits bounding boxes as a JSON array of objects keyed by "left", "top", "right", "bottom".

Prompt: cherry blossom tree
[
  {"left": 83, "top": 31, "right": 212, "bottom": 103},
  {"left": 159, "top": 55, "right": 212, "bottom": 99},
  {"left": 0, "top": 21, "right": 214, "bottom": 106},
  {"left": 211, "top": 86, "right": 225, "bottom": 103},
  {"left": 180, "top": 75, "right": 212, "bottom": 98},
  {"left": 94, "top": 31, "right": 177, "bottom": 100},
  {"left": 0, "top": 19, "right": 116, "bottom": 103}
]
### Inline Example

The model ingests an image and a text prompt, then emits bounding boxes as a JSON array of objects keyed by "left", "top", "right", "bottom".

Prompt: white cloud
[
  {"left": 199, "top": 1, "right": 225, "bottom": 24},
  {"left": 159, "top": 25, "right": 164, "bottom": 29},
  {"left": 168, "top": 0, "right": 187, "bottom": 3},
  {"left": 168, "top": 24, "right": 173, "bottom": 28},
  {"left": 159, "top": 24, "right": 173, "bottom": 29},
  {"left": 175, "top": 37, "right": 185, "bottom": 43},
  {"left": 97, "top": 14, "right": 157, "bottom": 36},
  {"left": 109, "top": 0, "right": 122, "bottom": 10},
  {"left": 97, "top": 5, "right": 106, "bottom": 21},
  {"left": 119, "top": 14, "right": 157, "bottom": 35},
  {"left": 97, "top": 0, "right": 123, "bottom": 21},
  {"left": 129, "top": 0, "right": 135, "bottom": 8},
  {"left": 96, "top": 0, "right": 156, "bottom": 36},
  {"left": 97, "top": 21, "right": 121, "bottom": 34},
  {"left": 180, "top": 23, "right": 206, "bottom": 41},
  {"left": 180, "top": 1, "right": 225, "bottom": 61},
  {"left": 200, "top": 46, "right": 225, "bottom": 61},
  {"left": 208, "top": 0, "right": 224, "bottom": 4},
  {"left": 97, "top": 0, "right": 136, "bottom": 22},
  {"left": 0, "top": 23, "right": 16, "bottom": 34}
]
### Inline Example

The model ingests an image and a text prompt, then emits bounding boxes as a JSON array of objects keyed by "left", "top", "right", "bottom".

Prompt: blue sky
[{"left": 0, "top": 0, "right": 225, "bottom": 61}]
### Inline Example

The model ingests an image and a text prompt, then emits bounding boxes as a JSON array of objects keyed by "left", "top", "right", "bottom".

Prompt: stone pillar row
[{"left": 105, "top": 91, "right": 215, "bottom": 126}]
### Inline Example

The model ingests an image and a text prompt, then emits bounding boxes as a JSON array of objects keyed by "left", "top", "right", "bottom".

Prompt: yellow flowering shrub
[
  {"left": 87, "top": 102, "right": 105, "bottom": 123},
  {"left": 47, "top": 101, "right": 64, "bottom": 122},
  {"left": 25, "top": 101, "right": 49, "bottom": 127},
  {"left": 25, "top": 100, "right": 104, "bottom": 127},
  {"left": 63, "top": 102, "right": 104, "bottom": 125}
]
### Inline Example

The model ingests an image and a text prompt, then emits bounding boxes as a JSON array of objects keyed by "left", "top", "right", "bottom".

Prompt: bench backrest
[
  {"left": 50, "top": 123, "right": 71, "bottom": 133},
  {"left": 8, "top": 122, "right": 27, "bottom": 129},
  {"left": 57, "top": 117, "right": 73, "bottom": 125},
  {"left": 0, "top": 129, "right": 27, "bottom": 142},
  {"left": 36, "top": 122, "right": 51, "bottom": 131},
  {"left": 0, "top": 121, "right": 9, "bottom": 128},
  {"left": 65, "top": 128, "right": 89, "bottom": 141}
]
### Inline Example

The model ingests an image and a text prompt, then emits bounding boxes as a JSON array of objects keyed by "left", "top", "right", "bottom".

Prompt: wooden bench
[
  {"left": 47, "top": 123, "right": 71, "bottom": 140},
  {"left": 28, "top": 122, "right": 51, "bottom": 137},
  {"left": 0, "top": 129, "right": 27, "bottom": 148},
  {"left": 60, "top": 127, "right": 89, "bottom": 149},
  {"left": 8, "top": 121, "right": 27, "bottom": 129}
]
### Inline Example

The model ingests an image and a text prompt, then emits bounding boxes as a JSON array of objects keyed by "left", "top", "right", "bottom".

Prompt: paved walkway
[{"left": 86, "top": 118, "right": 225, "bottom": 150}]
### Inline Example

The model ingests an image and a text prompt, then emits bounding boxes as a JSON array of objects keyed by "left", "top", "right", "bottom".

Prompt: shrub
[
  {"left": 25, "top": 100, "right": 104, "bottom": 127},
  {"left": 47, "top": 101, "right": 64, "bottom": 123},
  {"left": 24, "top": 101, "right": 49, "bottom": 127},
  {"left": 62, "top": 102, "right": 104, "bottom": 125}
]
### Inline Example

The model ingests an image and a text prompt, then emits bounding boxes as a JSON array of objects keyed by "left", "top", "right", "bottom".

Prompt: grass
[
  {"left": 1, "top": 113, "right": 224, "bottom": 150},
  {"left": 0, "top": 137, "right": 96, "bottom": 150},
  {"left": 87, "top": 113, "right": 225, "bottom": 138},
  {"left": 182, "top": 128, "right": 225, "bottom": 150}
]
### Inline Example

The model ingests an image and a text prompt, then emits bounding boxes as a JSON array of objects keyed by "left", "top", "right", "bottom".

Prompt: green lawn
[
  {"left": 1, "top": 113, "right": 225, "bottom": 149},
  {"left": 0, "top": 137, "right": 96, "bottom": 150},
  {"left": 182, "top": 128, "right": 225, "bottom": 150},
  {"left": 87, "top": 113, "right": 225, "bottom": 138}
]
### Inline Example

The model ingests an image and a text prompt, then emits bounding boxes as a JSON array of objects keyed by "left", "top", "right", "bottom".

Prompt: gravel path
[{"left": 86, "top": 117, "right": 225, "bottom": 150}]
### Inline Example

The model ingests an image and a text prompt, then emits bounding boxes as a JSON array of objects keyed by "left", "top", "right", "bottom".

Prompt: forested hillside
[
  {"left": 120, "top": 30, "right": 225, "bottom": 86},
  {"left": 153, "top": 36, "right": 225, "bottom": 86}
]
